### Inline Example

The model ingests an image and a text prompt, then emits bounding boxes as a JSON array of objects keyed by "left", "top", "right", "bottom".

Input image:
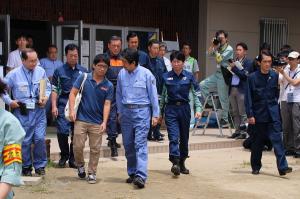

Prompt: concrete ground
[{"left": 14, "top": 147, "right": 300, "bottom": 199}]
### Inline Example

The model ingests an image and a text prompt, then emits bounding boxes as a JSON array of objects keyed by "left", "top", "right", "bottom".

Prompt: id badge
[
  {"left": 287, "top": 92, "right": 294, "bottom": 103},
  {"left": 26, "top": 102, "right": 35, "bottom": 109}
]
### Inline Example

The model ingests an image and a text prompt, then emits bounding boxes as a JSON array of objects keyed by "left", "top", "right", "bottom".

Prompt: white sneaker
[{"left": 87, "top": 173, "right": 96, "bottom": 184}]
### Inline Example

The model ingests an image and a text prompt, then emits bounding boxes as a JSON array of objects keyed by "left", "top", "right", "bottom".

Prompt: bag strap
[
  {"left": 78, "top": 73, "right": 88, "bottom": 94},
  {"left": 285, "top": 69, "right": 300, "bottom": 90}
]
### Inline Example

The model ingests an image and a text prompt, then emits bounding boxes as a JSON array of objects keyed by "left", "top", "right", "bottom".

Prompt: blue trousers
[
  {"left": 165, "top": 103, "right": 191, "bottom": 160},
  {"left": 107, "top": 100, "right": 120, "bottom": 140},
  {"left": 251, "top": 121, "right": 288, "bottom": 171},
  {"left": 121, "top": 106, "right": 150, "bottom": 181},
  {"left": 14, "top": 107, "right": 47, "bottom": 169}
]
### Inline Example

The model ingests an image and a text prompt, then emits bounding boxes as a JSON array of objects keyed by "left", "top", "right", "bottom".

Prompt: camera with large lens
[
  {"left": 213, "top": 37, "right": 221, "bottom": 45},
  {"left": 272, "top": 57, "right": 287, "bottom": 67}
]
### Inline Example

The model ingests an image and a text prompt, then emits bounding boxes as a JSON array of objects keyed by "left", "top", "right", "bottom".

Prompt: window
[{"left": 260, "top": 18, "right": 288, "bottom": 55}]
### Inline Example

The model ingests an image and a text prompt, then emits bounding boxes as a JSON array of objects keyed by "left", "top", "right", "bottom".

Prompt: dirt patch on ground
[{"left": 14, "top": 148, "right": 300, "bottom": 199}]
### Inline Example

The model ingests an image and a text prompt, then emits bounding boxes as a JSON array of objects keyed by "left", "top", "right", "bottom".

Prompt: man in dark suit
[
  {"left": 245, "top": 50, "right": 292, "bottom": 175},
  {"left": 228, "top": 42, "right": 254, "bottom": 139}
]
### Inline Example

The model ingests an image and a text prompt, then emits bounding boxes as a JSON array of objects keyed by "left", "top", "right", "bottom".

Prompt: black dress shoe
[
  {"left": 69, "top": 160, "right": 77, "bottom": 169},
  {"left": 236, "top": 133, "right": 247, "bottom": 139},
  {"left": 285, "top": 150, "right": 296, "bottom": 156},
  {"left": 159, "top": 133, "right": 165, "bottom": 137},
  {"left": 35, "top": 167, "right": 46, "bottom": 176},
  {"left": 133, "top": 176, "right": 145, "bottom": 188},
  {"left": 279, "top": 167, "right": 292, "bottom": 176},
  {"left": 147, "top": 136, "right": 155, "bottom": 141},
  {"left": 171, "top": 160, "right": 181, "bottom": 176},
  {"left": 126, "top": 175, "right": 135, "bottom": 183},
  {"left": 22, "top": 167, "right": 32, "bottom": 176},
  {"left": 228, "top": 132, "right": 240, "bottom": 139},
  {"left": 58, "top": 157, "right": 67, "bottom": 168},
  {"left": 294, "top": 151, "right": 300, "bottom": 158},
  {"left": 108, "top": 140, "right": 121, "bottom": 148},
  {"left": 154, "top": 136, "right": 164, "bottom": 141},
  {"left": 252, "top": 170, "right": 259, "bottom": 175}
]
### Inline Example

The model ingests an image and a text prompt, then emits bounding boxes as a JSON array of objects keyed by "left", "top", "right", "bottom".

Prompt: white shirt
[
  {"left": 280, "top": 64, "right": 300, "bottom": 102},
  {"left": 163, "top": 57, "right": 172, "bottom": 72},
  {"left": 6, "top": 49, "right": 23, "bottom": 69}
]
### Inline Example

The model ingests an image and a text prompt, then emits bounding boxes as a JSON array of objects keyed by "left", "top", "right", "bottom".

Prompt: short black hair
[
  {"left": 170, "top": 51, "right": 185, "bottom": 62},
  {"left": 277, "top": 50, "right": 290, "bottom": 58},
  {"left": 259, "top": 42, "right": 271, "bottom": 52},
  {"left": 236, "top": 42, "right": 248, "bottom": 51},
  {"left": 47, "top": 44, "right": 58, "bottom": 51},
  {"left": 93, "top": 54, "right": 110, "bottom": 66},
  {"left": 21, "top": 48, "right": 36, "bottom": 60},
  {"left": 280, "top": 44, "right": 292, "bottom": 52},
  {"left": 109, "top": 35, "right": 122, "bottom": 44},
  {"left": 148, "top": 39, "right": 159, "bottom": 47},
  {"left": 215, "top": 30, "right": 228, "bottom": 38},
  {"left": 65, "top": 44, "right": 79, "bottom": 55},
  {"left": 181, "top": 42, "right": 191, "bottom": 49},
  {"left": 121, "top": 48, "right": 139, "bottom": 66},
  {"left": 258, "top": 50, "right": 273, "bottom": 62},
  {"left": 15, "top": 33, "right": 27, "bottom": 41},
  {"left": 0, "top": 79, "right": 7, "bottom": 95},
  {"left": 126, "top": 32, "right": 138, "bottom": 42}
]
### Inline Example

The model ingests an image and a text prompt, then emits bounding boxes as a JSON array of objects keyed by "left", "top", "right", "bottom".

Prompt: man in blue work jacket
[
  {"left": 40, "top": 44, "right": 63, "bottom": 124},
  {"left": 126, "top": 32, "right": 150, "bottom": 68},
  {"left": 146, "top": 39, "right": 167, "bottom": 141},
  {"left": 245, "top": 50, "right": 292, "bottom": 176},
  {"left": 2, "top": 48, "right": 51, "bottom": 176},
  {"left": 104, "top": 35, "right": 124, "bottom": 157},
  {"left": 51, "top": 44, "right": 88, "bottom": 168},
  {"left": 116, "top": 48, "right": 159, "bottom": 189}
]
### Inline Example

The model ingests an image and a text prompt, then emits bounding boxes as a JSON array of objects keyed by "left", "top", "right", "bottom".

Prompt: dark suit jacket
[{"left": 245, "top": 70, "right": 280, "bottom": 123}]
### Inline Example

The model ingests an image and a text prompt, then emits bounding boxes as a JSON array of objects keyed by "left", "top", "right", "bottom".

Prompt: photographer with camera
[
  {"left": 200, "top": 30, "right": 233, "bottom": 126},
  {"left": 276, "top": 51, "right": 300, "bottom": 158},
  {"left": 227, "top": 42, "right": 254, "bottom": 139}
]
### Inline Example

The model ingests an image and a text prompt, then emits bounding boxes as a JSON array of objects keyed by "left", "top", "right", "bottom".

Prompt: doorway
[{"left": 10, "top": 19, "right": 51, "bottom": 59}]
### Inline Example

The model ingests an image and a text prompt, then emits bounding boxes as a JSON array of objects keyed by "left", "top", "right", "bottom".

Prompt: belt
[
  {"left": 123, "top": 104, "right": 149, "bottom": 109},
  {"left": 167, "top": 101, "right": 188, "bottom": 106},
  {"left": 231, "top": 85, "right": 239, "bottom": 88}
]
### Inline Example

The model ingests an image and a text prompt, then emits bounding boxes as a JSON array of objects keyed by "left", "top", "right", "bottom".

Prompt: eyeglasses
[{"left": 288, "top": 57, "right": 297, "bottom": 61}]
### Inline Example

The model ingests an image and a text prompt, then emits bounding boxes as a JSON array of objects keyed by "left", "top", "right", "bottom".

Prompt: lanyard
[
  {"left": 285, "top": 68, "right": 300, "bottom": 90},
  {"left": 22, "top": 67, "right": 34, "bottom": 98}
]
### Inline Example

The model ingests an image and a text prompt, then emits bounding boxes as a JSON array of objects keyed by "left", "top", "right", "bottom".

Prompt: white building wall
[{"left": 200, "top": 0, "right": 300, "bottom": 77}]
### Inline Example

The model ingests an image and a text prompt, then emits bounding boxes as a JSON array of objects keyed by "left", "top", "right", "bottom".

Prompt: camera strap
[{"left": 285, "top": 68, "right": 300, "bottom": 90}]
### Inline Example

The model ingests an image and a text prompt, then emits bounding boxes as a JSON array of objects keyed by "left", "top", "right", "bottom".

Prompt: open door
[{"left": 52, "top": 21, "right": 84, "bottom": 66}]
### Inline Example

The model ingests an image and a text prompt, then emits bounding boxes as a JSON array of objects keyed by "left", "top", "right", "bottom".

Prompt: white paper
[
  {"left": 234, "top": 61, "right": 244, "bottom": 70},
  {"left": 95, "top": 41, "right": 104, "bottom": 54},
  {"left": 164, "top": 41, "right": 179, "bottom": 51},
  {"left": 0, "top": 42, "right": 2, "bottom": 55},
  {"left": 82, "top": 40, "right": 90, "bottom": 56},
  {"left": 226, "top": 66, "right": 234, "bottom": 75},
  {"left": 74, "top": 29, "right": 78, "bottom": 40},
  {"left": 63, "top": 40, "right": 78, "bottom": 55},
  {"left": 81, "top": 57, "right": 89, "bottom": 68}
]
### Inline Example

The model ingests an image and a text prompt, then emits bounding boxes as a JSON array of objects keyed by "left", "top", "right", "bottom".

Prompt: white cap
[{"left": 288, "top": 51, "right": 300, "bottom": 59}]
